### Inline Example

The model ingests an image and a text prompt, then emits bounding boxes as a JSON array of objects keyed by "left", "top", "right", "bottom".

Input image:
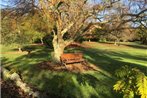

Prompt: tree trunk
[
  {"left": 52, "top": 35, "right": 66, "bottom": 63},
  {"left": 18, "top": 47, "right": 22, "bottom": 52},
  {"left": 53, "top": 45, "right": 65, "bottom": 63},
  {"left": 40, "top": 38, "right": 44, "bottom": 44},
  {"left": 114, "top": 40, "right": 117, "bottom": 45},
  {"left": 142, "top": 37, "right": 147, "bottom": 45},
  {"left": 114, "top": 39, "right": 120, "bottom": 46},
  {"left": 52, "top": 36, "right": 73, "bottom": 63}
]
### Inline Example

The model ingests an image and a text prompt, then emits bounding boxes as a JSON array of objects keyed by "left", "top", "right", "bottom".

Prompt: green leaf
[
  {"left": 136, "top": 73, "right": 147, "bottom": 98},
  {"left": 115, "top": 65, "right": 130, "bottom": 78},
  {"left": 113, "top": 80, "right": 126, "bottom": 92},
  {"left": 123, "top": 91, "right": 134, "bottom": 98}
]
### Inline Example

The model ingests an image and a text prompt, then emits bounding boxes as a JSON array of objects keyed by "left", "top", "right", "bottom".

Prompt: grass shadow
[
  {"left": 122, "top": 44, "right": 147, "bottom": 49},
  {"left": 78, "top": 47, "right": 147, "bottom": 75},
  {"left": 1, "top": 47, "right": 120, "bottom": 98}
]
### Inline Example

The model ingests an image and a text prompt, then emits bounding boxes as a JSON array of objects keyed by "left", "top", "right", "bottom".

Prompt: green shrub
[
  {"left": 99, "top": 38, "right": 107, "bottom": 42},
  {"left": 113, "top": 65, "right": 147, "bottom": 98}
]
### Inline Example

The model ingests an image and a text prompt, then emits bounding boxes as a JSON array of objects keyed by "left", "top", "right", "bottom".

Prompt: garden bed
[{"left": 37, "top": 61, "right": 98, "bottom": 72}]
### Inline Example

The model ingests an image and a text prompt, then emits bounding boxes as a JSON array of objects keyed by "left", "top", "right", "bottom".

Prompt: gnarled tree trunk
[
  {"left": 52, "top": 35, "right": 73, "bottom": 63},
  {"left": 52, "top": 43, "right": 65, "bottom": 63}
]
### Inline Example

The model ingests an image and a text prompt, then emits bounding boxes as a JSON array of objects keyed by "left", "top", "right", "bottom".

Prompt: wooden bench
[{"left": 60, "top": 53, "right": 85, "bottom": 65}]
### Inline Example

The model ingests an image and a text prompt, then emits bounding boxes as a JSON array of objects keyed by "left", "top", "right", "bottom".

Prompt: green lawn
[
  {"left": 81, "top": 42, "right": 147, "bottom": 74},
  {"left": 1, "top": 42, "right": 147, "bottom": 98}
]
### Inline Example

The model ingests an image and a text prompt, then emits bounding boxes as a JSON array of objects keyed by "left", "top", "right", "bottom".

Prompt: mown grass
[
  {"left": 1, "top": 42, "right": 147, "bottom": 98},
  {"left": 81, "top": 42, "right": 147, "bottom": 75}
]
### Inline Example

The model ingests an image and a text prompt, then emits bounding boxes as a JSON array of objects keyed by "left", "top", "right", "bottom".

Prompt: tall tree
[
  {"left": 1, "top": 0, "right": 146, "bottom": 62},
  {"left": 38, "top": 0, "right": 105, "bottom": 62}
]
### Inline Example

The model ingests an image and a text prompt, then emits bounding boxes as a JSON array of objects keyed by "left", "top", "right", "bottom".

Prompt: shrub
[
  {"left": 113, "top": 65, "right": 147, "bottom": 98},
  {"left": 99, "top": 38, "right": 107, "bottom": 42}
]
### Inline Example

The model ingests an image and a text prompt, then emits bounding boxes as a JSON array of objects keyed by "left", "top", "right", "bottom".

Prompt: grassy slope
[{"left": 1, "top": 42, "right": 147, "bottom": 98}]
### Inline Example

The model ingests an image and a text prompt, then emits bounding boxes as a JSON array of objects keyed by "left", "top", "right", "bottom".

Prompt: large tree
[
  {"left": 1, "top": 0, "right": 147, "bottom": 62},
  {"left": 38, "top": 0, "right": 106, "bottom": 62}
]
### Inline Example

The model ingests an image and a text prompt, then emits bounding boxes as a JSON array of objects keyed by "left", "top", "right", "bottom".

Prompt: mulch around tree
[
  {"left": 37, "top": 61, "right": 98, "bottom": 73},
  {"left": 1, "top": 79, "right": 31, "bottom": 98}
]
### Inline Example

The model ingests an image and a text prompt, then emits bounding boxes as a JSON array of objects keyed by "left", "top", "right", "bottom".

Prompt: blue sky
[
  {"left": 0, "top": 0, "right": 14, "bottom": 8},
  {"left": 1, "top": 0, "right": 146, "bottom": 14}
]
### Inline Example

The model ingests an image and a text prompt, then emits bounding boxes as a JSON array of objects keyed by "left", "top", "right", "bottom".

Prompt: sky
[
  {"left": 1, "top": 0, "right": 146, "bottom": 15},
  {"left": 0, "top": 0, "right": 11, "bottom": 8}
]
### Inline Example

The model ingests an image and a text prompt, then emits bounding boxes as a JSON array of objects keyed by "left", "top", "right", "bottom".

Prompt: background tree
[
  {"left": 92, "top": 0, "right": 147, "bottom": 45},
  {"left": 137, "top": 26, "right": 147, "bottom": 45},
  {"left": 1, "top": 5, "right": 48, "bottom": 51}
]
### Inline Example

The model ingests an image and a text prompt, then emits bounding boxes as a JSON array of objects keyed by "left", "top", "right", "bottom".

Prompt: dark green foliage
[
  {"left": 138, "top": 29, "right": 147, "bottom": 45},
  {"left": 43, "top": 34, "right": 53, "bottom": 49},
  {"left": 22, "top": 45, "right": 37, "bottom": 53}
]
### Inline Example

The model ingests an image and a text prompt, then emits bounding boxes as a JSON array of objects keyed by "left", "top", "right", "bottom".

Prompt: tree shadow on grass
[
  {"left": 2, "top": 44, "right": 146, "bottom": 98},
  {"left": 19, "top": 69, "right": 120, "bottom": 98},
  {"left": 1, "top": 46, "right": 53, "bottom": 73},
  {"left": 1, "top": 49, "right": 121, "bottom": 98},
  {"left": 2, "top": 56, "right": 120, "bottom": 98},
  {"left": 79, "top": 47, "right": 147, "bottom": 75},
  {"left": 1, "top": 57, "right": 11, "bottom": 66},
  {"left": 122, "top": 44, "right": 147, "bottom": 49}
]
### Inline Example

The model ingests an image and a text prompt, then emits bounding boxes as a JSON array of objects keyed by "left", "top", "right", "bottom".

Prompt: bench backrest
[{"left": 60, "top": 53, "right": 83, "bottom": 64}]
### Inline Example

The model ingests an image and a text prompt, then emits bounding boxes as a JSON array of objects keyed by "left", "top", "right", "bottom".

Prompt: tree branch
[
  {"left": 121, "top": 8, "right": 147, "bottom": 18},
  {"left": 61, "top": 22, "right": 74, "bottom": 36}
]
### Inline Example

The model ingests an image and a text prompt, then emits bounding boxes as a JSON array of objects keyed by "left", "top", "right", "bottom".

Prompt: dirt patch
[
  {"left": 67, "top": 42, "right": 90, "bottom": 49},
  {"left": 37, "top": 61, "right": 98, "bottom": 73},
  {"left": 1, "top": 80, "right": 30, "bottom": 98}
]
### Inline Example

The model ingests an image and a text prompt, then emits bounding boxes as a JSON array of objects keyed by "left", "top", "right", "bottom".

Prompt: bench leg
[
  {"left": 64, "top": 63, "right": 68, "bottom": 69},
  {"left": 62, "top": 62, "right": 67, "bottom": 69},
  {"left": 81, "top": 60, "right": 88, "bottom": 66}
]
